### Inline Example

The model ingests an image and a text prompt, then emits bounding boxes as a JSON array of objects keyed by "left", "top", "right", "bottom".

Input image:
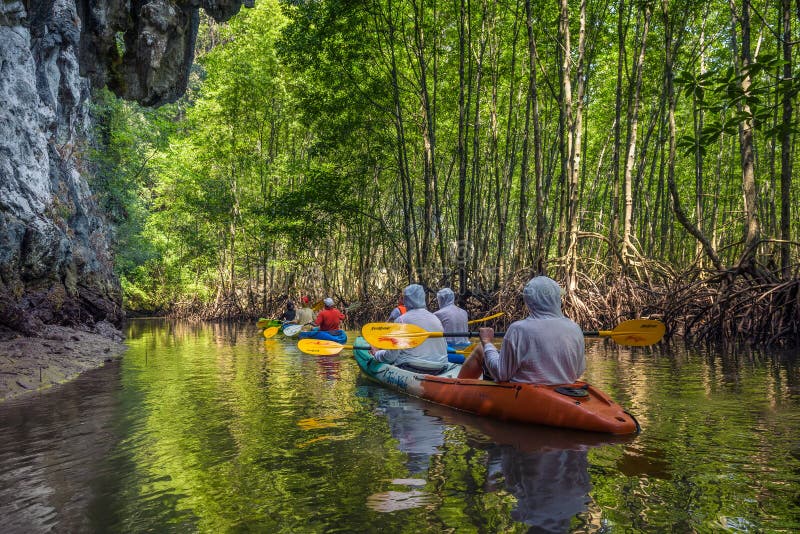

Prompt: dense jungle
[{"left": 86, "top": 0, "right": 799, "bottom": 345}]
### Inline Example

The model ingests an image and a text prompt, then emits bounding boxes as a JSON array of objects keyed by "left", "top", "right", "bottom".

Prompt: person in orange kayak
[
  {"left": 314, "top": 297, "right": 346, "bottom": 331},
  {"left": 458, "top": 276, "right": 585, "bottom": 384}
]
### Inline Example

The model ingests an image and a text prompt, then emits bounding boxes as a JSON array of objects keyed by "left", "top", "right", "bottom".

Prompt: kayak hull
[
  {"left": 298, "top": 329, "right": 347, "bottom": 344},
  {"left": 353, "top": 337, "right": 639, "bottom": 434}
]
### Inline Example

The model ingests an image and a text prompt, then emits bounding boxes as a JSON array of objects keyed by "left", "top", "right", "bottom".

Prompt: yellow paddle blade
[
  {"left": 362, "top": 322, "right": 443, "bottom": 350},
  {"left": 262, "top": 326, "right": 280, "bottom": 339},
  {"left": 312, "top": 300, "right": 325, "bottom": 312},
  {"left": 468, "top": 312, "right": 504, "bottom": 325},
  {"left": 297, "top": 339, "right": 352, "bottom": 355},
  {"left": 453, "top": 342, "right": 477, "bottom": 355},
  {"left": 597, "top": 319, "right": 665, "bottom": 346}
]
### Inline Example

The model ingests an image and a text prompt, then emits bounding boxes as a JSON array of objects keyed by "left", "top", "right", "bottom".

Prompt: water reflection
[
  {"left": 0, "top": 319, "right": 797, "bottom": 532},
  {"left": 365, "top": 386, "right": 445, "bottom": 475},
  {"left": 361, "top": 383, "right": 634, "bottom": 531}
]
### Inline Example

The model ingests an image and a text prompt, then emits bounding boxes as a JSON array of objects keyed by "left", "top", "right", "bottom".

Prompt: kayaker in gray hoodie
[
  {"left": 433, "top": 288, "right": 469, "bottom": 347},
  {"left": 458, "top": 276, "right": 585, "bottom": 384},
  {"left": 372, "top": 284, "right": 449, "bottom": 372}
]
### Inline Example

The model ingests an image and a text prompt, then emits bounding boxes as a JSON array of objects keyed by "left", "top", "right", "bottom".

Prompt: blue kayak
[
  {"left": 297, "top": 329, "right": 347, "bottom": 344},
  {"left": 447, "top": 342, "right": 472, "bottom": 364}
]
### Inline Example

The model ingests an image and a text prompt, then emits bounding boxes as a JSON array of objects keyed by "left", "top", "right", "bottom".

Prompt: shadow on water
[{"left": 0, "top": 363, "right": 123, "bottom": 532}]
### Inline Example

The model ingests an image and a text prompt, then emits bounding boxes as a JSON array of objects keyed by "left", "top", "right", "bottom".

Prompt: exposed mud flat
[{"left": 0, "top": 324, "right": 126, "bottom": 402}]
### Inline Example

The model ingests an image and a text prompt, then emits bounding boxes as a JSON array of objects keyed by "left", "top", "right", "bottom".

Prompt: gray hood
[
  {"left": 522, "top": 276, "right": 564, "bottom": 319},
  {"left": 403, "top": 284, "right": 426, "bottom": 310},
  {"left": 436, "top": 288, "right": 455, "bottom": 308}
]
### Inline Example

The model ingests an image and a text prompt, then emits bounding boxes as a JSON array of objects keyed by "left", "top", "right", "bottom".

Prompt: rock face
[{"left": 0, "top": 0, "right": 247, "bottom": 335}]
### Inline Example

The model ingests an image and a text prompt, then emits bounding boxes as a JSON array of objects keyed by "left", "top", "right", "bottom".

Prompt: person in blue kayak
[
  {"left": 314, "top": 297, "right": 345, "bottom": 331},
  {"left": 371, "top": 284, "right": 449, "bottom": 373},
  {"left": 433, "top": 288, "right": 469, "bottom": 348},
  {"left": 458, "top": 276, "right": 585, "bottom": 384}
]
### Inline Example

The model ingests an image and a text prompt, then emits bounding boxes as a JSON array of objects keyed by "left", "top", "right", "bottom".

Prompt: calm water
[{"left": 1, "top": 319, "right": 798, "bottom": 533}]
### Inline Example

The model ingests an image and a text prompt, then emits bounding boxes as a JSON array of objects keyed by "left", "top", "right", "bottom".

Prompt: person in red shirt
[{"left": 314, "top": 297, "right": 346, "bottom": 331}]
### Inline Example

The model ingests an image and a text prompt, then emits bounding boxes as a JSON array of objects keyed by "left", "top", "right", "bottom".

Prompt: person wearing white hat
[{"left": 314, "top": 297, "right": 345, "bottom": 331}]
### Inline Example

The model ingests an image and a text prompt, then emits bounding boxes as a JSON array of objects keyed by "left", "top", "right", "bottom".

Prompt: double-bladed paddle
[
  {"left": 362, "top": 319, "right": 665, "bottom": 350},
  {"left": 296, "top": 339, "right": 476, "bottom": 356}
]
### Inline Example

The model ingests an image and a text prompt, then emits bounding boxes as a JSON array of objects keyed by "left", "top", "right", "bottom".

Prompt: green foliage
[
  {"left": 91, "top": 0, "right": 799, "bottom": 314},
  {"left": 675, "top": 54, "right": 797, "bottom": 155}
]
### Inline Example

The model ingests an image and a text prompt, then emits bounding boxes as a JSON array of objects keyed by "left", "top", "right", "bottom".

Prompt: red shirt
[{"left": 315, "top": 307, "right": 345, "bottom": 331}]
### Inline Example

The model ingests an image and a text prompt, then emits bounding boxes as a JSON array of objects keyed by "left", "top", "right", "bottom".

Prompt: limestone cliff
[{"left": 0, "top": 0, "right": 249, "bottom": 335}]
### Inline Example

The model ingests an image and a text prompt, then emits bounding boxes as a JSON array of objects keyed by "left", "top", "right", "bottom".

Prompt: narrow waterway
[{"left": 1, "top": 319, "right": 798, "bottom": 532}]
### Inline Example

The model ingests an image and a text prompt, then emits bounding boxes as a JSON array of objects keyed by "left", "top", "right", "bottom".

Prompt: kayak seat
[{"left": 555, "top": 385, "right": 590, "bottom": 398}]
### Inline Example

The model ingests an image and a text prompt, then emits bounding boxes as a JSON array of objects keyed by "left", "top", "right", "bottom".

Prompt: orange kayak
[{"left": 354, "top": 337, "right": 639, "bottom": 434}]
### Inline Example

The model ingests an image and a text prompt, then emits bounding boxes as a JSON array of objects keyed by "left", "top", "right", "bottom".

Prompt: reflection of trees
[
  {"left": 582, "top": 341, "right": 800, "bottom": 531},
  {"left": 111, "top": 321, "right": 465, "bottom": 531},
  {"left": 4, "top": 320, "right": 797, "bottom": 531}
]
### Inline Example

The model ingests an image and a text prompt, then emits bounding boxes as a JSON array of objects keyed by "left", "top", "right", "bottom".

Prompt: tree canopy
[{"left": 91, "top": 0, "right": 800, "bottom": 344}]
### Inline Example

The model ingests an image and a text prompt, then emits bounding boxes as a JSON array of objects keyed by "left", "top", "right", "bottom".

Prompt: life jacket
[{"left": 397, "top": 305, "right": 407, "bottom": 315}]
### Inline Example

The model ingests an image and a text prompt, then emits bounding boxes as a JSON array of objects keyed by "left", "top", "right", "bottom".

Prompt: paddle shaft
[
  {"left": 436, "top": 331, "right": 506, "bottom": 338},
  {"left": 363, "top": 318, "right": 664, "bottom": 350},
  {"left": 467, "top": 312, "right": 504, "bottom": 325},
  {"left": 583, "top": 329, "right": 638, "bottom": 337},
  {"left": 434, "top": 330, "right": 641, "bottom": 338}
]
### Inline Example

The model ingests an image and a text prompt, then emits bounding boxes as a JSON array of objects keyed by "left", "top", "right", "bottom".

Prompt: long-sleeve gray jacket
[{"left": 483, "top": 277, "right": 585, "bottom": 384}]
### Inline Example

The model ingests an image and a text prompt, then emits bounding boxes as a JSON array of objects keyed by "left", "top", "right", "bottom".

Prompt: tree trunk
[
  {"left": 663, "top": 0, "right": 723, "bottom": 271},
  {"left": 457, "top": 0, "right": 468, "bottom": 293},
  {"left": 385, "top": 0, "right": 415, "bottom": 281},
  {"left": 729, "top": 0, "right": 760, "bottom": 266},
  {"left": 610, "top": 0, "right": 627, "bottom": 268},
  {"left": 780, "top": 0, "right": 793, "bottom": 277},
  {"left": 622, "top": 4, "right": 650, "bottom": 265},
  {"left": 565, "top": 0, "right": 587, "bottom": 290}
]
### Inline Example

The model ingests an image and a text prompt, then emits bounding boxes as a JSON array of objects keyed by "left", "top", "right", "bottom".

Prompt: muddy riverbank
[{"left": 0, "top": 323, "right": 127, "bottom": 403}]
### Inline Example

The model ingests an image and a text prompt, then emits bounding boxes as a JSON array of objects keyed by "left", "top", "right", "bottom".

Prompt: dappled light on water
[{"left": 0, "top": 319, "right": 798, "bottom": 531}]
